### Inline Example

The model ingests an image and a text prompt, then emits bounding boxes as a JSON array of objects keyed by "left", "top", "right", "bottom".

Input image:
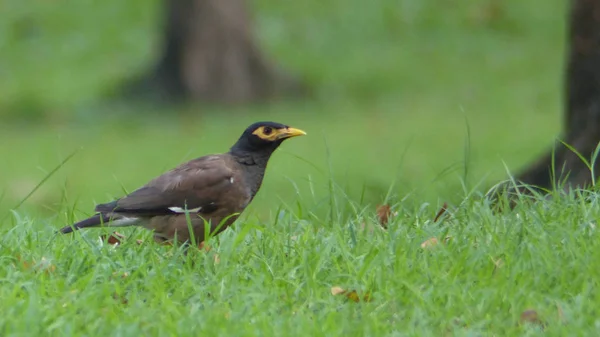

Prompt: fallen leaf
[
  {"left": 330, "top": 286, "right": 372, "bottom": 302},
  {"left": 434, "top": 202, "right": 449, "bottom": 222},
  {"left": 39, "top": 257, "right": 56, "bottom": 274},
  {"left": 520, "top": 309, "right": 545, "bottom": 328},
  {"left": 17, "top": 256, "right": 56, "bottom": 274},
  {"left": 198, "top": 242, "right": 211, "bottom": 252},
  {"left": 112, "top": 271, "right": 129, "bottom": 279},
  {"left": 421, "top": 237, "right": 440, "bottom": 249},
  {"left": 214, "top": 254, "right": 221, "bottom": 264},
  {"left": 491, "top": 257, "right": 504, "bottom": 275},
  {"left": 376, "top": 204, "right": 392, "bottom": 227},
  {"left": 17, "top": 256, "right": 32, "bottom": 269},
  {"left": 331, "top": 286, "right": 346, "bottom": 296},
  {"left": 100, "top": 232, "right": 127, "bottom": 246},
  {"left": 345, "top": 290, "right": 361, "bottom": 303}
]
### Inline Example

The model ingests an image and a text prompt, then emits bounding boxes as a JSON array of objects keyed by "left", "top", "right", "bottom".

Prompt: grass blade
[{"left": 2, "top": 148, "right": 80, "bottom": 223}]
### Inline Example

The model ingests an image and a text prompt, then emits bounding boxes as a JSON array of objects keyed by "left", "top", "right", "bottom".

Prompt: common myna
[{"left": 59, "top": 122, "right": 306, "bottom": 245}]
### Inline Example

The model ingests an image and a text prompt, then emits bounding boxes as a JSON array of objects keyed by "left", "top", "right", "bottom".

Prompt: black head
[{"left": 230, "top": 121, "right": 306, "bottom": 157}]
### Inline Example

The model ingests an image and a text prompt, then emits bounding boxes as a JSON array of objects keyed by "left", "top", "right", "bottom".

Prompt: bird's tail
[{"left": 59, "top": 213, "right": 113, "bottom": 234}]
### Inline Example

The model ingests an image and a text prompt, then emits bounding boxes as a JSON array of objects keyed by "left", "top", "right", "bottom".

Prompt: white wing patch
[
  {"left": 109, "top": 217, "right": 140, "bottom": 227},
  {"left": 168, "top": 206, "right": 203, "bottom": 213}
]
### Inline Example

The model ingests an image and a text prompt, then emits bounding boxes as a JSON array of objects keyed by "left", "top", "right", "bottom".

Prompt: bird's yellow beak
[{"left": 278, "top": 127, "right": 307, "bottom": 139}]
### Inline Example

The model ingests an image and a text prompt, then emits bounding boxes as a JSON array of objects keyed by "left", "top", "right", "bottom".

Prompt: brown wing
[{"left": 95, "top": 155, "right": 238, "bottom": 216}]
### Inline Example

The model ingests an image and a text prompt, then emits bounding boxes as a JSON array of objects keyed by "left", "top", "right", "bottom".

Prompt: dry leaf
[
  {"left": 198, "top": 242, "right": 211, "bottom": 252},
  {"left": 376, "top": 204, "right": 398, "bottom": 228},
  {"left": 18, "top": 256, "right": 31, "bottom": 270},
  {"left": 112, "top": 271, "right": 129, "bottom": 279},
  {"left": 213, "top": 254, "right": 221, "bottom": 264},
  {"left": 520, "top": 309, "right": 545, "bottom": 327},
  {"left": 101, "top": 232, "right": 126, "bottom": 246},
  {"left": 421, "top": 237, "right": 440, "bottom": 249},
  {"left": 17, "top": 256, "right": 56, "bottom": 274},
  {"left": 376, "top": 204, "right": 392, "bottom": 227},
  {"left": 330, "top": 286, "right": 372, "bottom": 302},
  {"left": 491, "top": 257, "right": 504, "bottom": 275},
  {"left": 136, "top": 239, "right": 144, "bottom": 245},
  {"left": 331, "top": 286, "right": 346, "bottom": 296},
  {"left": 39, "top": 257, "right": 56, "bottom": 274},
  {"left": 345, "top": 290, "right": 361, "bottom": 303},
  {"left": 434, "top": 202, "right": 449, "bottom": 222}
]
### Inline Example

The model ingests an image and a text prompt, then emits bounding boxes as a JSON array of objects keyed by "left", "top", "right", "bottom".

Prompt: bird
[{"left": 59, "top": 121, "right": 306, "bottom": 245}]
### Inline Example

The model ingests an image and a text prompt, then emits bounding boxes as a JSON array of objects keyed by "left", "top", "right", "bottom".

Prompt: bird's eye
[{"left": 263, "top": 127, "right": 273, "bottom": 135}]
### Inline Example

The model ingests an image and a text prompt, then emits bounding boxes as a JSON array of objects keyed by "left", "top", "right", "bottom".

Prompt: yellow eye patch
[
  {"left": 252, "top": 126, "right": 307, "bottom": 141},
  {"left": 252, "top": 126, "right": 281, "bottom": 141}
]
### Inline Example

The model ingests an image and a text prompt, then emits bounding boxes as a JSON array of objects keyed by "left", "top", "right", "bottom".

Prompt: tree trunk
[
  {"left": 127, "top": 0, "right": 305, "bottom": 104},
  {"left": 511, "top": 0, "right": 600, "bottom": 192}
]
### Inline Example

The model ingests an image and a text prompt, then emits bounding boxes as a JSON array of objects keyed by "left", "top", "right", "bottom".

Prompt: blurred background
[{"left": 0, "top": 0, "right": 566, "bottom": 221}]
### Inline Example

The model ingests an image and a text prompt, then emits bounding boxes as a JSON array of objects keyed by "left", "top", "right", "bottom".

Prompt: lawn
[
  {"left": 2, "top": 190, "right": 599, "bottom": 335},
  {"left": 1, "top": 0, "right": 592, "bottom": 335}
]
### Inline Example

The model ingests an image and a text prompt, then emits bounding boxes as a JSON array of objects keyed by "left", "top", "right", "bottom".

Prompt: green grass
[
  {"left": 2, "top": 190, "right": 600, "bottom": 335},
  {"left": 0, "top": 0, "right": 588, "bottom": 335}
]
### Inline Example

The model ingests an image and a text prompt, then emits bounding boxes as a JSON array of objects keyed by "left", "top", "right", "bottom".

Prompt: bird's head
[{"left": 230, "top": 121, "right": 306, "bottom": 158}]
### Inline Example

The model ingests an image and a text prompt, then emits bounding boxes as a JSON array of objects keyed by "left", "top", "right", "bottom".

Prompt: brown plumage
[{"left": 60, "top": 122, "right": 306, "bottom": 245}]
